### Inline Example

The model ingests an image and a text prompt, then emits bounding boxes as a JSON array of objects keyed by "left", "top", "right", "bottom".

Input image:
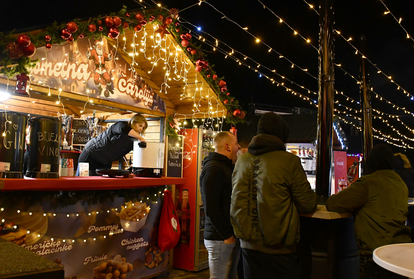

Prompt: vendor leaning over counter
[{"left": 76, "top": 114, "right": 147, "bottom": 176}]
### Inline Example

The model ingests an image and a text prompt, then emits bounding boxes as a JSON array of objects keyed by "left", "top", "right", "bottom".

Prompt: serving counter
[{"left": 0, "top": 176, "right": 185, "bottom": 279}]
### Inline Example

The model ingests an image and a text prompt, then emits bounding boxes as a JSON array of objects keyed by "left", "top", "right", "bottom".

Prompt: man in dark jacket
[
  {"left": 326, "top": 144, "right": 412, "bottom": 279},
  {"left": 200, "top": 131, "right": 240, "bottom": 279},
  {"left": 231, "top": 112, "right": 317, "bottom": 279}
]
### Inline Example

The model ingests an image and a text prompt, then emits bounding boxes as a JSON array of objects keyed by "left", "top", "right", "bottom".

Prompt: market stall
[{"left": 0, "top": 4, "right": 246, "bottom": 279}]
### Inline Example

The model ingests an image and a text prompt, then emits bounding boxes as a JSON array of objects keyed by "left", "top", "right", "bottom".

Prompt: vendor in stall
[{"left": 76, "top": 114, "right": 147, "bottom": 176}]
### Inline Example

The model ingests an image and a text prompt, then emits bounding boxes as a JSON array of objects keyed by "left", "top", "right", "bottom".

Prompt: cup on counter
[{"left": 78, "top": 162, "right": 89, "bottom": 177}]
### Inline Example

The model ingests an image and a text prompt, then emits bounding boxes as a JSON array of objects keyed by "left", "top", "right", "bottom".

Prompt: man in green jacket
[
  {"left": 326, "top": 144, "right": 411, "bottom": 279},
  {"left": 230, "top": 112, "right": 317, "bottom": 279}
]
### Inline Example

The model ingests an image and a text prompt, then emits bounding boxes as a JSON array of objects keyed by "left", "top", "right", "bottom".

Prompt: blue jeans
[{"left": 204, "top": 239, "right": 240, "bottom": 279}]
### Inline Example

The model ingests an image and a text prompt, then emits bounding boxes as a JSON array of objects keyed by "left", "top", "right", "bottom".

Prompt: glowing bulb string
[
  {"left": 378, "top": 0, "right": 414, "bottom": 44},
  {"left": 302, "top": 0, "right": 319, "bottom": 15},
  {"left": 300, "top": 2, "right": 414, "bottom": 109},
  {"left": 337, "top": 116, "right": 414, "bottom": 149},
  {"left": 177, "top": 16, "right": 317, "bottom": 81},
  {"left": 256, "top": 0, "right": 318, "bottom": 51},
  {"left": 182, "top": 27, "right": 318, "bottom": 106},
  {"left": 179, "top": 21, "right": 318, "bottom": 92},
  {"left": 335, "top": 30, "right": 414, "bottom": 100},
  {"left": 372, "top": 108, "right": 414, "bottom": 134},
  {"left": 149, "top": 0, "right": 413, "bottom": 142}
]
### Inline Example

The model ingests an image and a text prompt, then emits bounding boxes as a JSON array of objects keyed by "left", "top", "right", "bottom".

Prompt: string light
[{"left": 378, "top": 0, "right": 414, "bottom": 44}]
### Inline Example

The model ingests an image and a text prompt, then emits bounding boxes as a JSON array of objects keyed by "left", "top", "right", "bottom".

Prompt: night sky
[{"left": 3, "top": 0, "right": 414, "bottom": 154}]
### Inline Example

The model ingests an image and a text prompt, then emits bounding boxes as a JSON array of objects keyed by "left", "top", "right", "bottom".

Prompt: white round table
[{"left": 373, "top": 243, "right": 414, "bottom": 278}]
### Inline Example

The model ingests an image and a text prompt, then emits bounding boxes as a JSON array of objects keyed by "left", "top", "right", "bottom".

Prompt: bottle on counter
[
  {"left": 180, "top": 189, "right": 190, "bottom": 244},
  {"left": 347, "top": 161, "right": 358, "bottom": 185}
]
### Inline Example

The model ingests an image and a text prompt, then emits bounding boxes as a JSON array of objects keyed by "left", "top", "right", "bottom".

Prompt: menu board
[
  {"left": 166, "top": 136, "right": 183, "bottom": 178},
  {"left": 72, "top": 119, "right": 90, "bottom": 145}
]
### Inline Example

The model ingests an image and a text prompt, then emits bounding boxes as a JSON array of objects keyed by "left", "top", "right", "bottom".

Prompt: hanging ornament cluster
[
  {"left": 195, "top": 59, "right": 209, "bottom": 72},
  {"left": 61, "top": 21, "right": 79, "bottom": 43},
  {"left": 7, "top": 34, "right": 36, "bottom": 59},
  {"left": 180, "top": 33, "right": 192, "bottom": 47}
]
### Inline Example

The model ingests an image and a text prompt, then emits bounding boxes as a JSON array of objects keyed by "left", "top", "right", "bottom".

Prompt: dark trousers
[
  {"left": 360, "top": 256, "right": 407, "bottom": 279},
  {"left": 242, "top": 248, "right": 301, "bottom": 279}
]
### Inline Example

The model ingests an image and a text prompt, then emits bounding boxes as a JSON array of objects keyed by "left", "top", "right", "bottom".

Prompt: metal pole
[
  {"left": 316, "top": 0, "right": 335, "bottom": 204},
  {"left": 360, "top": 35, "right": 372, "bottom": 174}
]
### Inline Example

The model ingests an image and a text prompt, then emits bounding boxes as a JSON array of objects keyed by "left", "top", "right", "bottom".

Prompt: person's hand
[
  {"left": 137, "top": 135, "right": 146, "bottom": 142},
  {"left": 224, "top": 235, "right": 236, "bottom": 244}
]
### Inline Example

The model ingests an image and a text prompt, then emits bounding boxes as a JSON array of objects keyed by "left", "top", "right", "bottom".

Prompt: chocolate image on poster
[
  {"left": 0, "top": 192, "right": 169, "bottom": 279},
  {"left": 29, "top": 37, "right": 166, "bottom": 113}
]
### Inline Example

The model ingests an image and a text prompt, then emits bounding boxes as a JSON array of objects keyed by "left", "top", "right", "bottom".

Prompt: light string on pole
[
  {"left": 149, "top": 1, "right": 414, "bottom": 146},
  {"left": 335, "top": 30, "right": 414, "bottom": 100}
]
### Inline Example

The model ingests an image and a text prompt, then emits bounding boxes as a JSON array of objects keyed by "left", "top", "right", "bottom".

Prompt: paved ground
[{"left": 157, "top": 268, "right": 210, "bottom": 279}]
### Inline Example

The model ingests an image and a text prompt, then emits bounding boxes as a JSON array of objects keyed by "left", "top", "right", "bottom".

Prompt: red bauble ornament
[
  {"left": 98, "top": 26, "right": 104, "bottom": 32},
  {"left": 181, "top": 39, "right": 189, "bottom": 47},
  {"left": 113, "top": 16, "right": 122, "bottom": 27},
  {"left": 6, "top": 42, "right": 23, "bottom": 59},
  {"left": 108, "top": 27, "right": 120, "bottom": 39},
  {"left": 187, "top": 47, "right": 192, "bottom": 52},
  {"left": 66, "top": 21, "right": 78, "bottom": 33},
  {"left": 61, "top": 29, "right": 72, "bottom": 40},
  {"left": 233, "top": 109, "right": 241, "bottom": 117},
  {"left": 223, "top": 99, "right": 229, "bottom": 105},
  {"left": 46, "top": 43, "right": 52, "bottom": 49},
  {"left": 195, "top": 65, "right": 202, "bottom": 72},
  {"left": 213, "top": 74, "right": 217, "bottom": 80},
  {"left": 88, "top": 24, "right": 97, "bottom": 33},
  {"left": 135, "top": 13, "right": 144, "bottom": 22},
  {"left": 104, "top": 17, "right": 114, "bottom": 27},
  {"left": 157, "top": 15, "right": 164, "bottom": 21},
  {"left": 176, "top": 28, "right": 180, "bottom": 32},
  {"left": 22, "top": 43, "right": 36, "bottom": 57},
  {"left": 191, "top": 49, "right": 197, "bottom": 55},
  {"left": 226, "top": 92, "right": 230, "bottom": 96},
  {"left": 78, "top": 33, "right": 85, "bottom": 39},
  {"left": 134, "top": 24, "right": 142, "bottom": 32},
  {"left": 164, "top": 17, "right": 173, "bottom": 25},
  {"left": 122, "top": 22, "right": 129, "bottom": 29},
  {"left": 221, "top": 87, "right": 227, "bottom": 93},
  {"left": 67, "top": 36, "right": 74, "bottom": 42},
  {"left": 45, "top": 35, "right": 51, "bottom": 42},
  {"left": 207, "top": 74, "right": 211, "bottom": 78},
  {"left": 219, "top": 80, "right": 226, "bottom": 88},
  {"left": 149, "top": 15, "right": 155, "bottom": 22},
  {"left": 141, "top": 19, "right": 147, "bottom": 26},
  {"left": 125, "top": 12, "right": 130, "bottom": 17},
  {"left": 238, "top": 111, "right": 246, "bottom": 119},
  {"left": 97, "top": 20, "right": 102, "bottom": 25},
  {"left": 16, "top": 35, "right": 31, "bottom": 48}
]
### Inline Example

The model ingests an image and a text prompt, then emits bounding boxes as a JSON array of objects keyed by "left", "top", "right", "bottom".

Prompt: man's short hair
[{"left": 214, "top": 131, "right": 233, "bottom": 150}]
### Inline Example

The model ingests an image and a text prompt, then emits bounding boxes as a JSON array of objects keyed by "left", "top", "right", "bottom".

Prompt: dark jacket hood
[
  {"left": 248, "top": 134, "right": 286, "bottom": 156},
  {"left": 366, "top": 144, "right": 395, "bottom": 174}
]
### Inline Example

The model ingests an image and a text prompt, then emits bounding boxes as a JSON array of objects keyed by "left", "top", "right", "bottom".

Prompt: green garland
[
  {"left": 0, "top": 5, "right": 245, "bottom": 124},
  {"left": 165, "top": 115, "right": 179, "bottom": 139}
]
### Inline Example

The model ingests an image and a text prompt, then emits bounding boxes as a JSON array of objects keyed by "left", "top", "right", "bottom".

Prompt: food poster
[
  {"left": 28, "top": 37, "right": 166, "bottom": 113},
  {"left": 0, "top": 194, "right": 169, "bottom": 279}
]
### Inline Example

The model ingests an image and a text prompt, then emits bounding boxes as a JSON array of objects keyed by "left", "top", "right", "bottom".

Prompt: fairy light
[{"left": 378, "top": 0, "right": 414, "bottom": 44}]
